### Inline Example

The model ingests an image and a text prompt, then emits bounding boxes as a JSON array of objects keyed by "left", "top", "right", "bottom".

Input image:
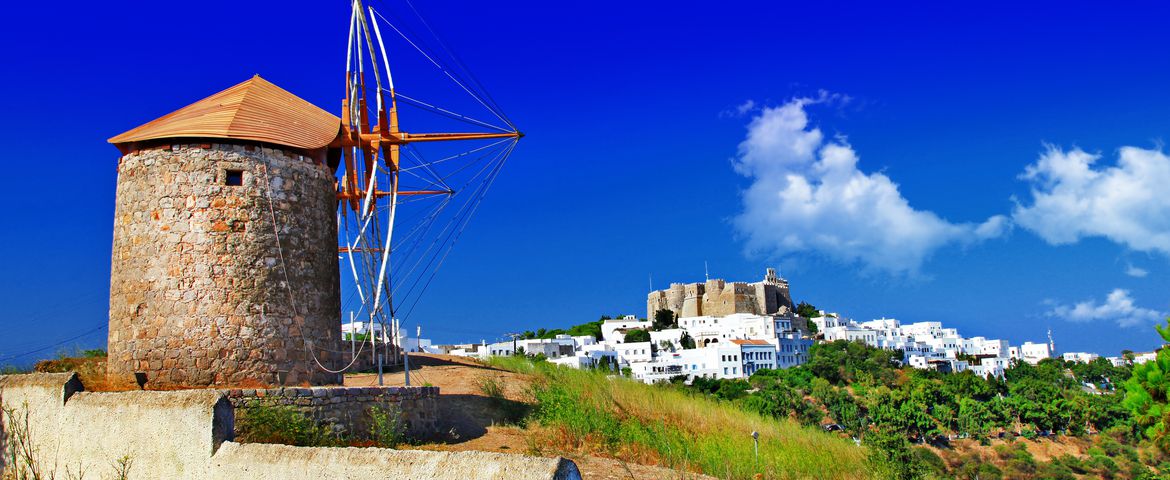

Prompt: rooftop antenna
[
  {"left": 1048, "top": 327, "right": 1056, "bottom": 356},
  {"left": 704, "top": 261, "right": 710, "bottom": 281},
  {"left": 649, "top": 273, "right": 653, "bottom": 292}
]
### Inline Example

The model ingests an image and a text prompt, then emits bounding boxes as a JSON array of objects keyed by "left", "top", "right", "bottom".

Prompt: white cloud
[
  {"left": 1014, "top": 145, "right": 1170, "bottom": 255},
  {"left": 736, "top": 100, "right": 756, "bottom": 116},
  {"left": 1046, "top": 288, "right": 1164, "bottom": 328},
  {"left": 732, "top": 98, "right": 1007, "bottom": 275},
  {"left": 1126, "top": 264, "right": 1149, "bottom": 278},
  {"left": 721, "top": 100, "right": 759, "bottom": 118}
]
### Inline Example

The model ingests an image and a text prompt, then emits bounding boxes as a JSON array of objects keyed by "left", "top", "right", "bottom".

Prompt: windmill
[
  {"left": 333, "top": 0, "right": 522, "bottom": 371},
  {"left": 103, "top": 0, "right": 519, "bottom": 388}
]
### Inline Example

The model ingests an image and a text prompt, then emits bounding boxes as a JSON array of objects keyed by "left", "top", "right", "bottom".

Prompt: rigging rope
[
  {"left": 260, "top": 165, "right": 368, "bottom": 374},
  {"left": 370, "top": 8, "right": 514, "bottom": 130},
  {"left": 396, "top": 140, "right": 517, "bottom": 320},
  {"left": 394, "top": 91, "right": 511, "bottom": 133},
  {"left": 402, "top": 0, "right": 516, "bottom": 129}
]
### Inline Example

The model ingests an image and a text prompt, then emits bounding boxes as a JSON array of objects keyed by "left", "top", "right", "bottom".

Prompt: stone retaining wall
[
  {"left": 1, "top": 372, "right": 579, "bottom": 480},
  {"left": 225, "top": 386, "right": 439, "bottom": 439}
]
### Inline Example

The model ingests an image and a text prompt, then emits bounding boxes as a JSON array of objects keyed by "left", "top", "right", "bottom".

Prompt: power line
[{"left": 0, "top": 323, "right": 107, "bottom": 364}]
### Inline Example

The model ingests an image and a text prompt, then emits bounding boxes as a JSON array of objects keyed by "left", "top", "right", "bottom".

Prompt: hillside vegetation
[
  {"left": 486, "top": 355, "right": 871, "bottom": 479},
  {"left": 666, "top": 339, "right": 1169, "bottom": 479}
]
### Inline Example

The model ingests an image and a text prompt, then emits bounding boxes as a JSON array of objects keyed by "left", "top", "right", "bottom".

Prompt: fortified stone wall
[
  {"left": 225, "top": 385, "right": 438, "bottom": 439},
  {"left": 701, "top": 280, "right": 760, "bottom": 317},
  {"left": 108, "top": 142, "right": 342, "bottom": 388},
  {"left": 647, "top": 268, "right": 795, "bottom": 319}
]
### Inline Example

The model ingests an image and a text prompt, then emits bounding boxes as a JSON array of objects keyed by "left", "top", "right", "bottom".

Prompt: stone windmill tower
[
  {"left": 104, "top": 0, "right": 522, "bottom": 390},
  {"left": 106, "top": 76, "right": 344, "bottom": 388}
]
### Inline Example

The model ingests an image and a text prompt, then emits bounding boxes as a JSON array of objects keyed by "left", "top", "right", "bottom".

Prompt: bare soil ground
[
  {"left": 346, "top": 354, "right": 714, "bottom": 479},
  {"left": 926, "top": 435, "right": 1092, "bottom": 464}
]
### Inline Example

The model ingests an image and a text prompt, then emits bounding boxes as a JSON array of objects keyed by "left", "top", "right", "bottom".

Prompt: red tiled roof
[
  {"left": 730, "top": 339, "right": 771, "bottom": 346},
  {"left": 109, "top": 75, "right": 340, "bottom": 150}
]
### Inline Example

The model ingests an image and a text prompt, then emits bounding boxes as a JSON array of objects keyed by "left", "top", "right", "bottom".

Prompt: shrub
[
  {"left": 476, "top": 373, "right": 528, "bottom": 424},
  {"left": 912, "top": 447, "right": 947, "bottom": 477},
  {"left": 955, "top": 462, "right": 1002, "bottom": 480},
  {"left": 623, "top": 329, "right": 650, "bottom": 343},
  {"left": 865, "top": 428, "right": 929, "bottom": 480},
  {"left": 369, "top": 405, "right": 405, "bottom": 447},
  {"left": 477, "top": 375, "right": 505, "bottom": 400},
  {"left": 236, "top": 404, "right": 337, "bottom": 446},
  {"left": 1, "top": 364, "right": 28, "bottom": 375}
]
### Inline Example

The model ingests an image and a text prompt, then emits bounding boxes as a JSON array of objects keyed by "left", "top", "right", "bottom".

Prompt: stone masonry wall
[
  {"left": 647, "top": 268, "right": 795, "bottom": 319},
  {"left": 225, "top": 385, "right": 439, "bottom": 440},
  {"left": 108, "top": 142, "right": 342, "bottom": 388}
]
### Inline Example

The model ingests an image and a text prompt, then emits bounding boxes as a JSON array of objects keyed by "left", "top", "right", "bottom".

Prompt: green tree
[
  {"left": 806, "top": 340, "right": 901, "bottom": 387},
  {"left": 1123, "top": 317, "right": 1170, "bottom": 451},
  {"left": 806, "top": 318, "right": 819, "bottom": 334},
  {"left": 957, "top": 397, "right": 995, "bottom": 438},
  {"left": 652, "top": 308, "right": 677, "bottom": 331},
  {"left": 795, "top": 301, "right": 820, "bottom": 319},
  {"left": 742, "top": 383, "right": 822, "bottom": 426},
  {"left": 623, "top": 329, "right": 651, "bottom": 343},
  {"left": 678, "top": 332, "right": 696, "bottom": 349},
  {"left": 866, "top": 428, "right": 929, "bottom": 480}
]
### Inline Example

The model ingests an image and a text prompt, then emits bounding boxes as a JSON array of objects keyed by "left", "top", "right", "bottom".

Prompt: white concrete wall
[
  {"left": 1, "top": 373, "right": 580, "bottom": 480},
  {"left": 0, "top": 372, "right": 229, "bottom": 480},
  {"left": 211, "top": 442, "right": 581, "bottom": 480}
]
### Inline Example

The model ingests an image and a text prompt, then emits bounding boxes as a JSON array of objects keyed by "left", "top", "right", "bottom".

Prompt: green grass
[{"left": 486, "top": 356, "right": 872, "bottom": 479}]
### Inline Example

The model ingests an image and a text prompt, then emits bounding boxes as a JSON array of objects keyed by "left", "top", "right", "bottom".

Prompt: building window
[{"left": 225, "top": 169, "right": 244, "bottom": 186}]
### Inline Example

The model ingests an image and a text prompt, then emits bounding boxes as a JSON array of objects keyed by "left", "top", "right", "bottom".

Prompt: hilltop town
[{"left": 421, "top": 268, "right": 1153, "bottom": 384}]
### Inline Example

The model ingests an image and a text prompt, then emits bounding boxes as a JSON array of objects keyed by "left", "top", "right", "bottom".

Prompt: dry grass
[
  {"left": 32, "top": 357, "right": 112, "bottom": 392},
  {"left": 488, "top": 356, "right": 871, "bottom": 479}
]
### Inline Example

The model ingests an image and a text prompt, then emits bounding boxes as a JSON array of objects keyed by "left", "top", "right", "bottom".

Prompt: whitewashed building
[
  {"left": 602, "top": 316, "right": 652, "bottom": 344},
  {"left": 1062, "top": 352, "right": 1101, "bottom": 363}
]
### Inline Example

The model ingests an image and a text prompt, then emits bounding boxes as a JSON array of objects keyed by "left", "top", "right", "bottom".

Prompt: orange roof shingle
[{"left": 109, "top": 75, "right": 340, "bottom": 150}]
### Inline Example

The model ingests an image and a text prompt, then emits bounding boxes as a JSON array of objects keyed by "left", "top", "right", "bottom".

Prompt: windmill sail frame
[{"left": 332, "top": 0, "right": 522, "bottom": 372}]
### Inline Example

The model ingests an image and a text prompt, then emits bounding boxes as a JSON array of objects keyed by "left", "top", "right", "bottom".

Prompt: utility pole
[
  {"left": 403, "top": 339, "right": 410, "bottom": 386},
  {"left": 369, "top": 311, "right": 381, "bottom": 386},
  {"left": 505, "top": 332, "right": 522, "bottom": 355}
]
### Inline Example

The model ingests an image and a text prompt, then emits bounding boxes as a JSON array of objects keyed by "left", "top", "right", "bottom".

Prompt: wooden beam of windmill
[{"left": 332, "top": 99, "right": 521, "bottom": 205}]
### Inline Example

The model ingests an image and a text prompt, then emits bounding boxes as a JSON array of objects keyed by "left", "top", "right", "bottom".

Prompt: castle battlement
[{"left": 647, "top": 268, "right": 793, "bottom": 320}]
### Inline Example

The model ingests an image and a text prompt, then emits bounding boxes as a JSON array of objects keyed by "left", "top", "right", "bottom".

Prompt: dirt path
[{"left": 345, "top": 354, "right": 713, "bottom": 479}]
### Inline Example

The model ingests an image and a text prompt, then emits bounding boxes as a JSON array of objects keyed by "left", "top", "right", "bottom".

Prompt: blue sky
[{"left": 2, "top": 1, "right": 1169, "bottom": 364}]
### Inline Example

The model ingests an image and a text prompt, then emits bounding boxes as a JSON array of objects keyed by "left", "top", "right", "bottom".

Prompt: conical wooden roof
[{"left": 109, "top": 75, "right": 340, "bottom": 150}]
